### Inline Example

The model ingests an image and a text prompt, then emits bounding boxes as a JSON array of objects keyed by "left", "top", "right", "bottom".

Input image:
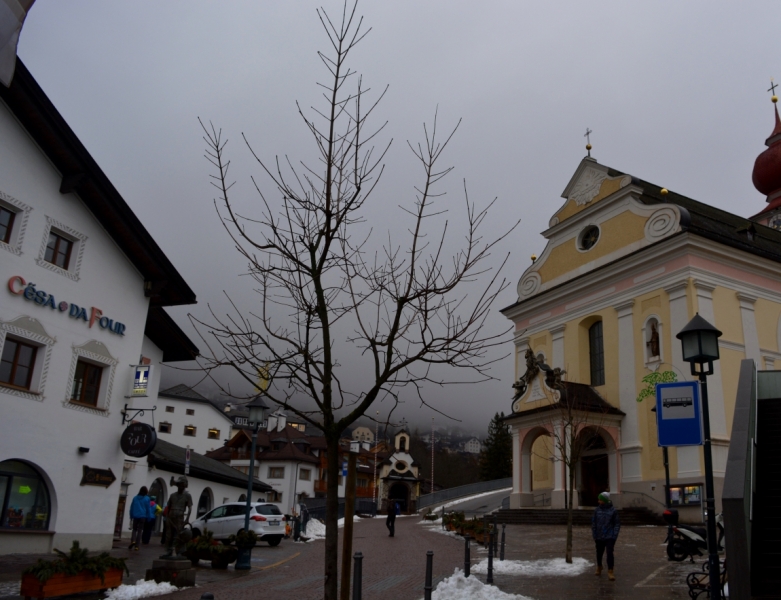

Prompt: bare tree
[
  {"left": 191, "top": 3, "right": 518, "bottom": 597},
  {"left": 521, "top": 355, "right": 616, "bottom": 563}
]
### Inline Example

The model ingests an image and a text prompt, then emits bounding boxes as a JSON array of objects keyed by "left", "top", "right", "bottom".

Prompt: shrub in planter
[
  {"left": 227, "top": 529, "right": 257, "bottom": 549},
  {"left": 21, "top": 541, "right": 128, "bottom": 597},
  {"left": 185, "top": 529, "right": 238, "bottom": 568}
]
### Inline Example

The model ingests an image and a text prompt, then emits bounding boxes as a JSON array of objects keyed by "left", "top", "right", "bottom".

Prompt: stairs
[
  {"left": 495, "top": 507, "right": 664, "bottom": 526},
  {"left": 751, "top": 398, "right": 781, "bottom": 597}
]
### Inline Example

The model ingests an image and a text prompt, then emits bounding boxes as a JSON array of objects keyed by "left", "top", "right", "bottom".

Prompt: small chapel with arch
[{"left": 377, "top": 427, "right": 422, "bottom": 514}]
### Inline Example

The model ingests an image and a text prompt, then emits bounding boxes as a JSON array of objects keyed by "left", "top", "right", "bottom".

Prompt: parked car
[{"left": 190, "top": 502, "right": 286, "bottom": 546}]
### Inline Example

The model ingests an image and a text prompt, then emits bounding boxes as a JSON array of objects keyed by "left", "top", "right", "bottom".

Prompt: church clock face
[{"left": 579, "top": 225, "right": 600, "bottom": 250}]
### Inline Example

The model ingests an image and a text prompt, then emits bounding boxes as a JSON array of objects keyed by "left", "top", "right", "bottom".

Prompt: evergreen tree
[{"left": 479, "top": 412, "right": 513, "bottom": 480}]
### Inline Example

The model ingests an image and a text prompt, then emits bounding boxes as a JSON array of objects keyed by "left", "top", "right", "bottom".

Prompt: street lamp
[
  {"left": 235, "top": 395, "right": 268, "bottom": 571},
  {"left": 676, "top": 313, "right": 722, "bottom": 599}
]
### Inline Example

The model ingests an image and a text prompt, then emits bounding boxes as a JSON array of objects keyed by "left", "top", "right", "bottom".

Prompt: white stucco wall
[
  {"left": 149, "top": 395, "right": 234, "bottom": 456},
  {"left": 0, "top": 99, "right": 153, "bottom": 553}
]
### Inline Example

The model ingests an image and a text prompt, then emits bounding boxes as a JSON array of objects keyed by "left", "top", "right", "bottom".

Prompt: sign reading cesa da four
[{"left": 7, "top": 276, "right": 126, "bottom": 336}]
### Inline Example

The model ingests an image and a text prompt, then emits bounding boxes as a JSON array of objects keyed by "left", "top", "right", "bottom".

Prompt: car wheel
[{"left": 267, "top": 536, "right": 281, "bottom": 547}]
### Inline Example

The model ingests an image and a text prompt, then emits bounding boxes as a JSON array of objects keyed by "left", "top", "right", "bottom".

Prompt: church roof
[{"left": 506, "top": 380, "right": 624, "bottom": 419}]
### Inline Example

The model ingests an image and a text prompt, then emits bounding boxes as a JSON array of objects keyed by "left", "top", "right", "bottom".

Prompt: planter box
[{"left": 21, "top": 568, "right": 123, "bottom": 599}]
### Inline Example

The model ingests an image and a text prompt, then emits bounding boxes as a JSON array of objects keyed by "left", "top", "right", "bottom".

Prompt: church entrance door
[
  {"left": 388, "top": 483, "right": 409, "bottom": 513},
  {"left": 580, "top": 454, "right": 608, "bottom": 506}
]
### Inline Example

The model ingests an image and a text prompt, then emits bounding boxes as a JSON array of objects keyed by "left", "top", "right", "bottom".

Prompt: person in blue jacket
[
  {"left": 591, "top": 491, "right": 620, "bottom": 581},
  {"left": 128, "top": 486, "right": 154, "bottom": 551}
]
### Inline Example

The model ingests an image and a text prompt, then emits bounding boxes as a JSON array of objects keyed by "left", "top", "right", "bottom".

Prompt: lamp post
[
  {"left": 235, "top": 395, "right": 268, "bottom": 571},
  {"left": 676, "top": 313, "right": 722, "bottom": 600}
]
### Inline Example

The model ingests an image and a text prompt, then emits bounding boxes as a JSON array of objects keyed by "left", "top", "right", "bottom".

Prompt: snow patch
[
  {"left": 301, "top": 515, "right": 362, "bottom": 543},
  {"left": 471, "top": 557, "right": 591, "bottom": 577},
  {"left": 437, "top": 488, "right": 513, "bottom": 510},
  {"left": 422, "top": 569, "right": 535, "bottom": 600},
  {"left": 104, "top": 579, "right": 182, "bottom": 599}
]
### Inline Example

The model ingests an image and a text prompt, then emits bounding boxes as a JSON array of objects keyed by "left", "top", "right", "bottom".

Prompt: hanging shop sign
[
  {"left": 130, "top": 365, "right": 153, "bottom": 397},
  {"left": 655, "top": 381, "right": 703, "bottom": 447},
  {"left": 7, "top": 275, "right": 126, "bottom": 336},
  {"left": 80, "top": 466, "right": 117, "bottom": 488},
  {"left": 120, "top": 422, "right": 157, "bottom": 458}
]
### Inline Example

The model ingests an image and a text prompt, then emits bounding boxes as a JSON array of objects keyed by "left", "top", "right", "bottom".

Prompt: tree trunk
[
  {"left": 566, "top": 468, "right": 575, "bottom": 563},
  {"left": 324, "top": 434, "right": 340, "bottom": 600}
]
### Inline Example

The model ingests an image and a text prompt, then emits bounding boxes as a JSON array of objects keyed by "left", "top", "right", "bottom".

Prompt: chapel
[{"left": 501, "top": 95, "right": 781, "bottom": 521}]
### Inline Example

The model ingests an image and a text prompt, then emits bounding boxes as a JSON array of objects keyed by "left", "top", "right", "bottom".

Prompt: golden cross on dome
[
  {"left": 584, "top": 128, "right": 593, "bottom": 157},
  {"left": 769, "top": 78, "right": 778, "bottom": 103}
]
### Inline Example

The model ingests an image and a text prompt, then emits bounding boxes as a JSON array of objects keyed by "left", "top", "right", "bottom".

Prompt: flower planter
[{"left": 21, "top": 568, "right": 123, "bottom": 599}]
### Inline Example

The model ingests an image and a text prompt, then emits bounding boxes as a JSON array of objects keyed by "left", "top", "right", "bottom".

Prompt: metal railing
[
  {"left": 533, "top": 492, "right": 550, "bottom": 507},
  {"left": 417, "top": 477, "right": 512, "bottom": 510}
]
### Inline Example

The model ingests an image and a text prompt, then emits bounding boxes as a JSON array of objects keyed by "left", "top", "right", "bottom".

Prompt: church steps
[{"left": 495, "top": 507, "right": 665, "bottom": 526}]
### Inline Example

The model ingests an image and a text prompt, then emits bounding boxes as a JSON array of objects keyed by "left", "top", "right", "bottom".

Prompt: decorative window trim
[
  {"left": 577, "top": 224, "right": 601, "bottom": 253},
  {"left": 35, "top": 216, "right": 87, "bottom": 281},
  {"left": 0, "top": 317, "right": 55, "bottom": 402},
  {"left": 0, "top": 189, "right": 32, "bottom": 256},
  {"left": 62, "top": 340, "right": 117, "bottom": 417},
  {"left": 642, "top": 314, "right": 664, "bottom": 371}
]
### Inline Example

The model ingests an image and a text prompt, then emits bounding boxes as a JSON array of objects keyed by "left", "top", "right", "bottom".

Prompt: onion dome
[{"left": 752, "top": 98, "right": 781, "bottom": 201}]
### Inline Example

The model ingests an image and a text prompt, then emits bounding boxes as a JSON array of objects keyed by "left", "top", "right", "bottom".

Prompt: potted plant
[
  {"left": 229, "top": 529, "right": 257, "bottom": 549},
  {"left": 21, "top": 541, "right": 128, "bottom": 598},
  {"left": 185, "top": 529, "right": 238, "bottom": 569}
]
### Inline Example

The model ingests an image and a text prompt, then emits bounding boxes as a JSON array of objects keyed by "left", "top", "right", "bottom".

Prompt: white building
[
  {"left": 351, "top": 426, "right": 374, "bottom": 444},
  {"left": 461, "top": 437, "right": 483, "bottom": 454},
  {"left": 152, "top": 385, "right": 235, "bottom": 455},
  {"left": 0, "top": 60, "right": 198, "bottom": 554}
]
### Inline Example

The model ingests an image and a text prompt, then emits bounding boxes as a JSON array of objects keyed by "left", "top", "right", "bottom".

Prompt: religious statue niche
[{"left": 645, "top": 318, "right": 661, "bottom": 362}]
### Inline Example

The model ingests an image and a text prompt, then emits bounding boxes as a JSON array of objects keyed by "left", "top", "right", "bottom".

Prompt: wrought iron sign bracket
[{"left": 122, "top": 403, "right": 157, "bottom": 426}]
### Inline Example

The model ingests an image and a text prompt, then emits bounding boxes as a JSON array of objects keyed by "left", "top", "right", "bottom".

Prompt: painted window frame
[
  {"left": 0, "top": 317, "right": 55, "bottom": 402},
  {"left": 35, "top": 216, "right": 87, "bottom": 281},
  {"left": 0, "top": 189, "right": 32, "bottom": 257},
  {"left": 63, "top": 341, "right": 118, "bottom": 416},
  {"left": 268, "top": 466, "right": 285, "bottom": 479}
]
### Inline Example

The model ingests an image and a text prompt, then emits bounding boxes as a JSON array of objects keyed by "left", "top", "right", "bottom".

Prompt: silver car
[{"left": 191, "top": 502, "right": 286, "bottom": 546}]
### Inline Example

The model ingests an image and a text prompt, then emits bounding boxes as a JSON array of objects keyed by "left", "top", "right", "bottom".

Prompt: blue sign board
[
  {"left": 342, "top": 462, "right": 347, "bottom": 476},
  {"left": 655, "top": 381, "right": 703, "bottom": 447}
]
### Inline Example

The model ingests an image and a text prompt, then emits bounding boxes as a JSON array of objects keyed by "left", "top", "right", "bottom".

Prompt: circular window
[
  {"left": 395, "top": 461, "right": 407, "bottom": 472},
  {"left": 579, "top": 225, "right": 600, "bottom": 250}
]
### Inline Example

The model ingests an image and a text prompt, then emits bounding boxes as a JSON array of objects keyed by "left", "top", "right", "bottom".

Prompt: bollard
[
  {"left": 500, "top": 523, "right": 506, "bottom": 561},
  {"left": 493, "top": 514, "right": 498, "bottom": 555},
  {"left": 487, "top": 531, "right": 494, "bottom": 585},
  {"left": 483, "top": 515, "right": 489, "bottom": 547},
  {"left": 200, "top": 595, "right": 214, "bottom": 600},
  {"left": 424, "top": 550, "right": 434, "bottom": 600},
  {"left": 463, "top": 535, "right": 471, "bottom": 578},
  {"left": 353, "top": 552, "right": 363, "bottom": 600}
]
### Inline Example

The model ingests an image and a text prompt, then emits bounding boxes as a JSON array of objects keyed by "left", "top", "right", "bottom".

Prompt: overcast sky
[{"left": 15, "top": 1, "right": 781, "bottom": 433}]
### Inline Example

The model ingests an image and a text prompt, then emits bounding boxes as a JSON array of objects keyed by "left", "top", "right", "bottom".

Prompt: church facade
[{"left": 502, "top": 100, "right": 781, "bottom": 521}]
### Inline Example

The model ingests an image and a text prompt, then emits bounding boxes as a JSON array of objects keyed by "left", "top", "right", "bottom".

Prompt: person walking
[
  {"left": 141, "top": 495, "right": 158, "bottom": 545},
  {"left": 128, "top": 486, "right": 154, "bottom": 551},
  {"left": 591, "top": 491, "right": 620, "bottom": 581},
  {"left": 386, "top": 501, "right": 397, "bottom": 537}
]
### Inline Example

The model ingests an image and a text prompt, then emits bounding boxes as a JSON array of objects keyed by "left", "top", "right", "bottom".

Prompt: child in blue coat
[{"left": 591, "top": 491, "right": 621, "bottom": 581}]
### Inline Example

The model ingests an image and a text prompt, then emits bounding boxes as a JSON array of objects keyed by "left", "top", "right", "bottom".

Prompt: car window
[
  {"left": 256, "top": 504, "right": 282, "bottom": 516},
  {"left": 227, "top": 505, "right": 246, "bottom": 517},
  {"left": 208, "top": 506, "right": 227, "bottom": 519}
]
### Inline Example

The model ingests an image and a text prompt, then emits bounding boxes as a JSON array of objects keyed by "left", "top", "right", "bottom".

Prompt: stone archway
[
  {"left": 197, "top": 488, "right": 213, "bottom": 518},
  {"left": 388, "top": 483, "right": 409, "bottom": 513},
  {"left": 575, "top": 426, "right": 618, "bottom": 507},
  {"left": 149, "top": 478, "right": 167, "bottom": 533}
]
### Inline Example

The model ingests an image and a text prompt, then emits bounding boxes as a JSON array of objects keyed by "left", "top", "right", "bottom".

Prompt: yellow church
[{"left": 501, "top": 98, "right": 781, "bottom": 522}]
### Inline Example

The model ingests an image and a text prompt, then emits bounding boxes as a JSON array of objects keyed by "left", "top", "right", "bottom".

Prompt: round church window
[
  {"left": 579, "top": 225, "right": 600, "bottom": 250},
  {"left": 395, "top": 461, "right": 407, "bottom": 471}
]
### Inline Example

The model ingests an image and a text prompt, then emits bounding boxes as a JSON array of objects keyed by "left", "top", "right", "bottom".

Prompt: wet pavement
[{"left": 0, "top": 519, "right": 710, "bottom": 599}]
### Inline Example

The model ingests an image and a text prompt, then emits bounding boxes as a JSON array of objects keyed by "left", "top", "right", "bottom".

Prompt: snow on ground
[
  {"left": 104, "top": 579, "right": 182, "bottom": 599},
  {"left": 471, "top": 557, "right": 592, "bottom": 577},
  {"left": 436, "top": 488, "right": 513, "bottom": 511},
  {"left": 421, "top": 569, "right": 535, "bottom": 600},
  {"left": 301, "top": 515, "right": 362, "bottom": 542}
]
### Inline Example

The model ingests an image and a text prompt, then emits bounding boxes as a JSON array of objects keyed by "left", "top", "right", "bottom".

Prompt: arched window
[
  {"left": 589, "top": 321, "right": 605, "bottom": 386},
  {"left": 197, "top": 488, "right": 212, "bottom": 518},
  {"left": 0, "top": 460, "right": 50, "bottom": 530}
]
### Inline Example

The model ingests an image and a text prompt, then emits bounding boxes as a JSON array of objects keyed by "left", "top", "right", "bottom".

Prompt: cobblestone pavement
[{"left": 0, "top": 519, "right": 708, "bottom": 599}]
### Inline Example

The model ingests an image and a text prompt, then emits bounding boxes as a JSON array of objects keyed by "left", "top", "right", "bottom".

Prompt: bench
[{"left": 686, "top": 560, "right": 727, "bottom": 600}]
